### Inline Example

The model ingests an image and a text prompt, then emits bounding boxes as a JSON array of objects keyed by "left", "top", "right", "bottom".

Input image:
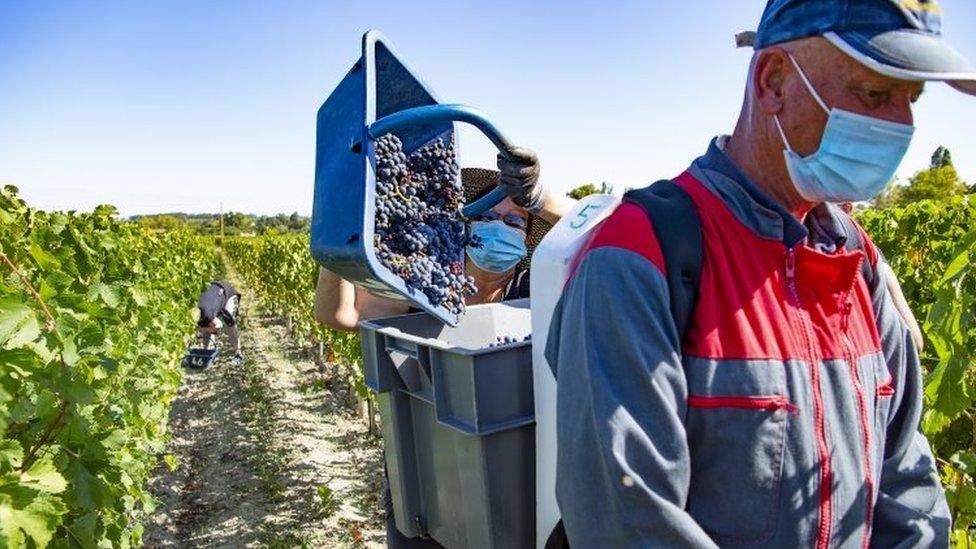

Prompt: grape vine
[
  {"left": 221, "top": 236, "right": 366, "bottom": 399},
  {"left": 858, "top": 196, "right": 976, "bottom": 545},
  {"left": 0, "top": 185, "right": 219, "bottom": 547}
]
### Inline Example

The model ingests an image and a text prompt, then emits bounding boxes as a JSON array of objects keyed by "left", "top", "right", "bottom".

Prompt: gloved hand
[{"left": 497, "top": 146, "right": 548, "bottom": 214}]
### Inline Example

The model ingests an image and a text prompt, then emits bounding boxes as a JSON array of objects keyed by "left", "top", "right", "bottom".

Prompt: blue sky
[{"left": 1, "top": 1, "right": 974, "bottom": 216}]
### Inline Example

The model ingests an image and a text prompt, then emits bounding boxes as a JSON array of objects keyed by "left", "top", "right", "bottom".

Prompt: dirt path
[{"left": 144, "top": 268, "right": 385, "bottom": 548}]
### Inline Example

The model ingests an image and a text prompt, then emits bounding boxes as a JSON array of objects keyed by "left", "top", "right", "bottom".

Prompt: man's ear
[{"left": 753, "top": 49, "right": 790, "bottom": 116}]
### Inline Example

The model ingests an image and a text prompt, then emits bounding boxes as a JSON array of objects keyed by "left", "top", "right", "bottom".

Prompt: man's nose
[
  {"left": 890, "top": 101, "right": 914, "bottom": 126},
  {"left": 880, "top": 91, "right": 917, "bottom": 125}
]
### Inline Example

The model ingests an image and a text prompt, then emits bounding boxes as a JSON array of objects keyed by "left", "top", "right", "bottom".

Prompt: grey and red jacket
[{"left": 545, "top": 138, "right": 950, "bottom": 548}]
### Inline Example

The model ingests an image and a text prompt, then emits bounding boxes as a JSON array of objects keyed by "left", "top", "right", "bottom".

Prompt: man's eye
[{"left": 866, "top": 90, "right": 889, "bottom": 102}]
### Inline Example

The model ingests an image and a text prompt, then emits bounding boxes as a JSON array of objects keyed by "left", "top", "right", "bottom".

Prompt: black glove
[{"left": 497, "top": 146, "right": 548, "bottom": 214}]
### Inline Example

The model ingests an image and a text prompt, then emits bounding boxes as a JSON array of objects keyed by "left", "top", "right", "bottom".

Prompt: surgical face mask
[
  {"left": 466, "top": 220, "right": 527, "bottom": 274},
  {"left": 773, "top": 54, "right": 915, "bottom": 203}
]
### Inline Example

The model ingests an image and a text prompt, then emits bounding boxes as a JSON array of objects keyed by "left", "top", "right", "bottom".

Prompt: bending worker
[
  {"left": 547, "top": 0, "right": 973, "bottom": 547},
  {"left": 196, "top": 280, "right": 244, "bottom": 365}
]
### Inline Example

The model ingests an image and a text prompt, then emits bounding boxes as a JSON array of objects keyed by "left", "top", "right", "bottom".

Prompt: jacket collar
[{"left": 689, "top": 136, "right": 849, "bottom": 253}]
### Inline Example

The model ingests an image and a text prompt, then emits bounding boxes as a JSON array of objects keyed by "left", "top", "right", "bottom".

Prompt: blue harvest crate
[
  {"left": 309, "top": 31, "right": 458, "bottom": 324},
  {"left": 182, "top": 347, "right": 219, "bottom": 370},
  {"left": 309, "top": 31, "right": 512, "bottom": 326}
]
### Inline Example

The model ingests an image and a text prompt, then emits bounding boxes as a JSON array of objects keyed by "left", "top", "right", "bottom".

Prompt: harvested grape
[{"left": 373, "top": 133, "right": 478, "bottom": 315}]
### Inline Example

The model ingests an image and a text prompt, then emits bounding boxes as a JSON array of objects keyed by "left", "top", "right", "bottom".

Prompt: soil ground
[{"left": 144, "top": 267, "right": 386, "bottom": 548}]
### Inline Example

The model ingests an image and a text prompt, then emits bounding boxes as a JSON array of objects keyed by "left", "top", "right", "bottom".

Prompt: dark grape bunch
[
  {"left": 487, "top": 334, "right": 532, "bottom": 348},
  {"left": 373, "top": 133, "right": 478, "bottom": 315}
]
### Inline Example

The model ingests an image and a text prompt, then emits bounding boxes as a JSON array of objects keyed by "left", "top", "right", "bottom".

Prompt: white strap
[
  {"left": 786, "top": 53, "right": 830, "bottom": 114},
  {"left": 773, "top": 115, "right": 794, "bottom": 153}
]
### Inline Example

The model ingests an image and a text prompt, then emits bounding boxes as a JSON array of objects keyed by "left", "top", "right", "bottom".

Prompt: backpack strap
[
  {"left": 832, "top": 211, "right": 879, "bottom": 287},
  {"left": 622, "top": 180, "right": 703, "bottom": 339}
]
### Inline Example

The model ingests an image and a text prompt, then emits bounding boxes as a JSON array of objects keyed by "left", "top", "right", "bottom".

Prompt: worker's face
[
  {"left": 477, "top": 198, "right": 529, "bottom": 241},
  {"left": 466, "top": 198, "right": 529, "bottom": 276},
  {"left": 769, "top": 42, "right": 924, "bottom": 158}
]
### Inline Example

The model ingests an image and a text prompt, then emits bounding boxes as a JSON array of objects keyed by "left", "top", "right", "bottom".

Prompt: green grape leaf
[
  {"left": 925, "top": 354, "right": 971, "bottom": 421},
  {"left": 0, "top": 298, "right": 40, "bottom": 349},
  {"left": 28, "top": 243, "right": 61, "bottom": 270},
  {"left": 23, "top": 455, "right": 68, "bottom": 494},
  {"left": 0, "top": 441, "right": 23, "bottom": 473},
  {"left": 0, "top": 478, "right": 68, "bottom": 548},
  {"left": 65, "top": 511, "right": 98, "bottom": 549}
]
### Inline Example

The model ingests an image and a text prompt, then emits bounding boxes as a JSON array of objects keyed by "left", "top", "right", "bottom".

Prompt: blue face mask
[
  {"left": 466, "top": 220, "right": 527, "bottom": 273},
  {"left": 774, "top": 54, "right": 915, "bottom": 203}
]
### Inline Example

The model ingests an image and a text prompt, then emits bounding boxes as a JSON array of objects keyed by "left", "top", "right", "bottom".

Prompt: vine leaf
[{"left": 0, "top": 298, "right": 40, "bottom": 349}]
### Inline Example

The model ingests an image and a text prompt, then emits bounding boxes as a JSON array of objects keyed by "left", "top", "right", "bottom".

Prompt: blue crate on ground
[{"left": 182, "top": 347, "right": 219, "bottom": 370}]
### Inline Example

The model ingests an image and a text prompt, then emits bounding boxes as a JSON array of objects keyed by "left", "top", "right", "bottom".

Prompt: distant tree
[
  {"left": 871, "top": 147, "right": 967, "bottom": 209},
  {"left": 223, "top": 211, "right": 256, "bottom": 235},
  {"left": 567, "top": 181, "right": 614, "bottom": 199},
  {"left": 931, "top": 146, "right": 953, "bottom": 168},
  {"left": 287, "top": 212, "right": 310, "bottom": 232},
  {"left": 896, "top": 147, "right": 967, "bottom": 206},
  {"left": 136, "top": 214, "right": 187, "bottom": 232}
]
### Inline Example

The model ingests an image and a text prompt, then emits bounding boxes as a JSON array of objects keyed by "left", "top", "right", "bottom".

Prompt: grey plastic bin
[{"left": 360, "top": 298, "right": 534, "bottom": 548}]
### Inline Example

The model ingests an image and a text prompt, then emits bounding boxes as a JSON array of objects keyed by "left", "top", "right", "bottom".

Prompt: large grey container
[{"left": 360, "top": 299, "right": 534, "bottom": 548}]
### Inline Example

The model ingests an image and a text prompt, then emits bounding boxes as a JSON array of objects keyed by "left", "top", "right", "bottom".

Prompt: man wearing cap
[{"left": 546, "top": 1, "right": 972, "bottom": 547}]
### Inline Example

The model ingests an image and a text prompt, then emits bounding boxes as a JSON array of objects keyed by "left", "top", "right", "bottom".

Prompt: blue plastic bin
[
  {"left": 309, "top": 31, "right": 511, "bottom": 326},
  {"left": 182, "top": 347, "right": 218, "bottom": 370}
]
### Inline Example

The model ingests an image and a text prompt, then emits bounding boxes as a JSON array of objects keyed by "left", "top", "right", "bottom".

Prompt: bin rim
[{"left": 357, "top": 298, "right": 531, "bottom": 355}]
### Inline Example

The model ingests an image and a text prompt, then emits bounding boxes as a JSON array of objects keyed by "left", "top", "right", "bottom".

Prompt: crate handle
[
  {"left": 367, "top": 104, "right": 512, "bottom": 218},
  {"left": 386, "top": 339, "right": 419, "bottom": 361},
  {"left": 385, "top": 338, "right": 433, "bottom": 396}
]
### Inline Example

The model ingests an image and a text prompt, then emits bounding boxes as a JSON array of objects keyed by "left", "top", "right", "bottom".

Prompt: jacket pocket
[{"left": 686, "top": 394, "right": 792, "bottom": 545}]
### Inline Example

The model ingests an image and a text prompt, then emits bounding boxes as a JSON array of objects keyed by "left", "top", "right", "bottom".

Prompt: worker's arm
[
  {"left": 313, "top": 267, "right": 409, "bottom": 331},
  {"left": 535, "top": 193, "right": 576, "bottom": 226},
  {"left": 865, "top": 257, "right": 949, "bottom": 546},
  {"left": 545, "top": 204, "right": 717, "bottom": 548}
]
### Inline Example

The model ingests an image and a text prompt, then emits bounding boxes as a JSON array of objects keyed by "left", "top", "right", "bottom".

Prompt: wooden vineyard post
[{"left": 367, "top": 397, "right": 377, "bottom": 436}]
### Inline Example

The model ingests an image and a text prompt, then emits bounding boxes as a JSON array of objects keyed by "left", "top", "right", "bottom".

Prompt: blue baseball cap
[{"left": 739, "top": 0, "right": 976, "bottom": 95}]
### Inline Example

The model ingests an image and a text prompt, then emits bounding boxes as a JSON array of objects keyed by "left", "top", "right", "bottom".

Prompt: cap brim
[{"left": 825, "top": 30, "right": 976, "bottom": 96}]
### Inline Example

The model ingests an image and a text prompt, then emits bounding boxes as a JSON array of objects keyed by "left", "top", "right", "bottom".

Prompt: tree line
[{"left": 130, "top": 211, "right": 311, "bottom": 235}]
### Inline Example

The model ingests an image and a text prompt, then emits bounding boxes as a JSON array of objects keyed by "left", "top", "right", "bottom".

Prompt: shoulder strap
[
  {"left": 622, "top": 180, "right": 703, "bottom": 339},
  {"left": 833, "top": 211, "right": 878, "bottom": 287}
]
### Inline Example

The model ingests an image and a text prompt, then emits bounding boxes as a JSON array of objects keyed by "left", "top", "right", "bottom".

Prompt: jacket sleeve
[
  {"left": 545, "top": 205, "right": 718, "bottom": 548},
  {"left": 867, "top": 252, "right": 951, "bottom": 548}
]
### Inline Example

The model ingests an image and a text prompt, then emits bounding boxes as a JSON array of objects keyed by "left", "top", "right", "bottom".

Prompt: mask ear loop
[
  {"left": 773, "top": 115, "right": 794, "bottom": 153},
  {"left": 773, "top": 52, "right": 831, "bottom": 154},
  {"left": 785, "top": 53, "right": 830, "bottom": 114}
]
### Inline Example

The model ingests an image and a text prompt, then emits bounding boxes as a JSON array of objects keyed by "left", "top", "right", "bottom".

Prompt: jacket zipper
[
  {"left": 688, "top": 395, "right": 798, "bottom": 413},
  {"left": 786, "top": 247, "right": 832, "bottom": 549},
  {"left": 839, "top": 264, "right": 876, "bottom": 549}
]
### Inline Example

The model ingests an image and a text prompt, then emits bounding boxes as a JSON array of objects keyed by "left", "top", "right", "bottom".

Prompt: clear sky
[{"left": 2, "top": 1, "right": 974, "bottom": 216}]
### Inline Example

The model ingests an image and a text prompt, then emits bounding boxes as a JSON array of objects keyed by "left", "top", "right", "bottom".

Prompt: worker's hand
[{"left": 497, "top": 146, "right": 548, "bottom": 214}]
